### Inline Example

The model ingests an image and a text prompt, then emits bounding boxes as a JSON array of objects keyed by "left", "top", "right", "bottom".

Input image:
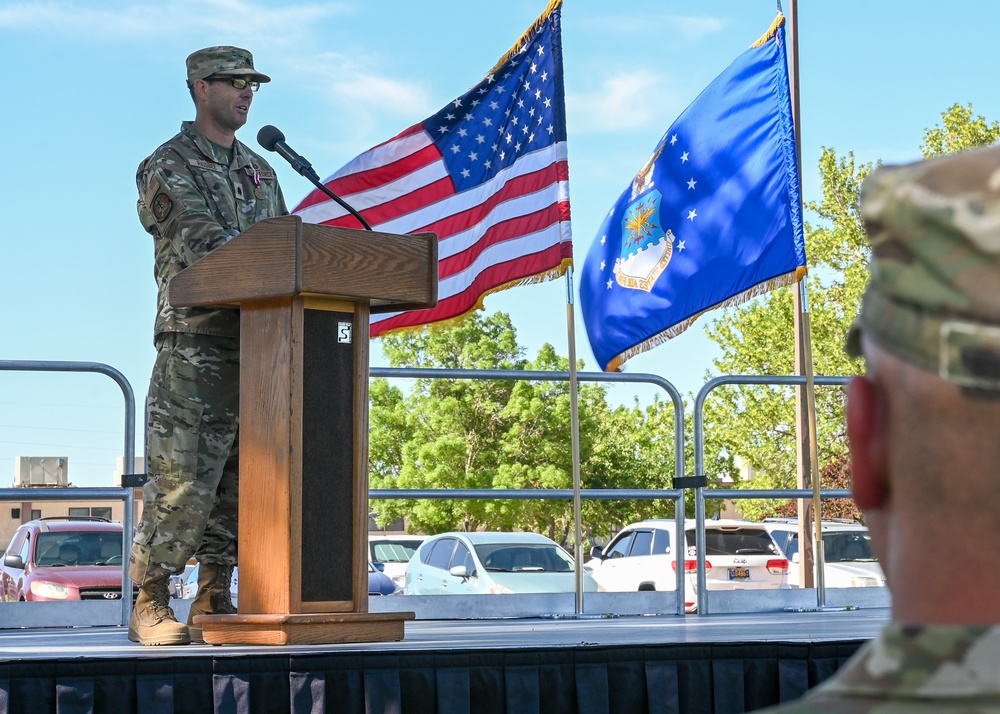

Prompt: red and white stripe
[{"left": 293, "top": 125, "right": 572, "bottom": 336}]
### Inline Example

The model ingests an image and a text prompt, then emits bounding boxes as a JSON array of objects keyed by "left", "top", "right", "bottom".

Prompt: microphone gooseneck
[{"left": 257, "top": 125, "right": 372, "bottom": 231}]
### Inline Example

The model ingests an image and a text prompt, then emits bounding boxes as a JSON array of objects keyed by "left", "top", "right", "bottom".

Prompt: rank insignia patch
[{"left": 151, "top": 192, "right": 173, "bottom": 222}]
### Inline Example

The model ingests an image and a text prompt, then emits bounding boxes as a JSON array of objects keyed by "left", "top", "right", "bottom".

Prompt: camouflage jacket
[
  {"left": 137, "top": 121, "right": 288, "bottom": 340},
  {"left": 757, "top": 623, "right": 1000, "bottom": 712}
]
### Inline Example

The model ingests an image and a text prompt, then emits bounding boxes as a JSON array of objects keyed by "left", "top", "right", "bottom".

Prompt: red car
[{"left": 1, "top": 517, "right": 132, "bottom": 601}]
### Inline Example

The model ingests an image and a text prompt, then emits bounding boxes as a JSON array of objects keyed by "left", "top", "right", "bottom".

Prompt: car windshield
[
  {"left": 475, "top": 543, "right": 575, "bottom": 572},
  {"left": 822, "top": 531, "right": 877, "bottom": 562},
  {"left": 698, "top": 529, "right": 780, "bottom": 556},
  {"left": 34, "top": 531, "right": 123, "bottom": 567},
  {"left": 779, "top": 529, "right": 878, "bottom": 562},
  {"left": 371, "top": 540, "right": 421, "bottom": 563}
]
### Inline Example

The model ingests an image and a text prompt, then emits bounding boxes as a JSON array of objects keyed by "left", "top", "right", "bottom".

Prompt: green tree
[
  {"left": 370, "top": 312, "right": 526, "bottom": 534},
  {"left": 369, "top": 378, "right": 412, "bottom": 486},
  {"left": 581, "top": 393, "right": 687, "bottom": 541},
  {"left": 701, "top": 148, "right": 872, "bottom": 519},
  {"left": 922, "top": 103, "right": 1000, "bottom": 158},
  {"left": 487, "top": 342, "right": 605, "bottom": 543},
  {"left": 368, "top": 311, "right": 685, "bottom": 546},
  {"left": 702, "top": 104, "right": 998, "bottom": 519}
]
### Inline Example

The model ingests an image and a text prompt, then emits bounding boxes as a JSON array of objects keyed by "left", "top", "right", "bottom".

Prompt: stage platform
[{"left": 0, "top": 605, "right": 887, "bottom": 714}]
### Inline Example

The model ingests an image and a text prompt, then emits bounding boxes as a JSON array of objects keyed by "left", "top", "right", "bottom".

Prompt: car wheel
[{"left": 638, "top": 582, "right": 656, "bottom": 592}]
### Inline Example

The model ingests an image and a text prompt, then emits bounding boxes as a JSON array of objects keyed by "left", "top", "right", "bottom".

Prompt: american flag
[{"left": 293, "top": 0, "right": 572, "bottom": 337}]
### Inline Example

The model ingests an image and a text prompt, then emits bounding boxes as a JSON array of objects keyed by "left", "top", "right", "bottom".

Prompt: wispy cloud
[
  {"left": 2, "top": 0, "right": 429, "bottom": 133},
  {"left": 0, "top": 0, "right": 343, "bottom": 43},
  {"left": 575, "top": 13, "right": 727, "bottom": 42},
  {"left": 661, "top": 15, "right": 727, "bottom": 40},
  {"left": 285, "top": 50, "right": 432, "bottom": 124},
  {"left": 568, "top": 70, "right": 683, "bottom": 134},
  {"left": 563, "top": 10, "right": 729, "bottom": 135}
]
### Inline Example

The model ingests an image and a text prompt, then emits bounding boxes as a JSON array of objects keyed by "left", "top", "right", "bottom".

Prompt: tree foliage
[
  {"left": 369, "top": 104, "right": 1000, "bottom": 539},
  {"left": 701, "top": 104, "right": 998, "bottom": 520},
  {"left": 771, "top": 454, "right": 861, "bottom": 522},
  {"left": 701, "top": 148, "right": 871, "bottom": 519},
  {"left": 369, "top": 312, "right": 684, "bottom": 547},
  {"left": 921, "top": 103, "right": 1000, "bottom": 158}
]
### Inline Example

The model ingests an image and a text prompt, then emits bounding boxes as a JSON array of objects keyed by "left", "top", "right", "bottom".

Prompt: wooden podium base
[
  {"left": 195, "top": 611, "right": 415, "bottom": 646},
  {"left": 166, "top": 219, "right": 437, "bottom": 649}
]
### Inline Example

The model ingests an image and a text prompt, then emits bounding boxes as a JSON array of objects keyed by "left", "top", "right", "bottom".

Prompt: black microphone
[
  {"left": 257, "top": 125, "right": 372, "bottom": 231},
  {"left": 257, "top": 125, "right": 321, "bottom": 182}
]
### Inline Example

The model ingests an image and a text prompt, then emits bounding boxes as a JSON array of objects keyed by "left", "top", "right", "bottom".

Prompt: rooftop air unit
[{"left": 14, "top": 456, "right": 69, "bottom": 487}]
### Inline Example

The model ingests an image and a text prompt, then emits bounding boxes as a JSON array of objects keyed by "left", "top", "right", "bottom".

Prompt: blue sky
[{"left": 2, "top": 0, "right": 998, "bottom": 487}]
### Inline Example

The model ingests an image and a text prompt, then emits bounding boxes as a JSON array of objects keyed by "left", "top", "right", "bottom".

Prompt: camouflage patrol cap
[
  {"left": 847, "top": 143, "right": 1000, "bottom": 389},
  {"left": 186, "top": 46, "right": 271, "bottom": 85}
]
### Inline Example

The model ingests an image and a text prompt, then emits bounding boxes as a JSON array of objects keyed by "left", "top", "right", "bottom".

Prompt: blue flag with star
[{"left": 580, "top": 15, "right": 806, "bottom": 372}]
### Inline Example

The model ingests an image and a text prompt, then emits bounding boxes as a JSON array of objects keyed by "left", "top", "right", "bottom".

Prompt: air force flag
[{"left": 580, "top": 15, "right": 806, "bottom": 372}]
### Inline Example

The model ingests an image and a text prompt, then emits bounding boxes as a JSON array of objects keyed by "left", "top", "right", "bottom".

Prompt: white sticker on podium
[{"left": 338, "top": 321, "right": 353, "bottom": 344}]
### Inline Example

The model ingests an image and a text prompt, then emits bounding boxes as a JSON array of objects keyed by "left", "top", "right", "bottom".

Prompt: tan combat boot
[
  {"left": 187, "top": 562, "right": 237, "bottom": 643},
  {"left": 128, "top": 576, "right": 191, "bottom": 645}
]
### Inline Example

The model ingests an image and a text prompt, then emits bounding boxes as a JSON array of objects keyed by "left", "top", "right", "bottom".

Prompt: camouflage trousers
[{"left": 129, "top": 332, "right": 240, "bottom": 585}]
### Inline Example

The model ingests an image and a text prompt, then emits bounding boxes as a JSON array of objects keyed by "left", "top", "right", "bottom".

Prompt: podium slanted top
[{"left": 168, "top": 215, "right": 438, "bottom": 312}]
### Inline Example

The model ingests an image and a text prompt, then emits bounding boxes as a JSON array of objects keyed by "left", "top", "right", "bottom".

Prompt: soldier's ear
[
  {"left": 191, "top": 78, "right": 210, "bottom": 104},
  {"left": 846, "top": 375, "right": 890, "bottom": 510}
]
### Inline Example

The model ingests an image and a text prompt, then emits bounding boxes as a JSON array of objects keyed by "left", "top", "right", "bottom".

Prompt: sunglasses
[{"left": 204, "top": 77, "right": 260, "bottom": 92}]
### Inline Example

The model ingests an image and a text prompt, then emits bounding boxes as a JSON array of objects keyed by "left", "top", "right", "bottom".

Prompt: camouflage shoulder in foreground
[{"left": 755, "top": 623, "right": 1000, "bottom": 713}]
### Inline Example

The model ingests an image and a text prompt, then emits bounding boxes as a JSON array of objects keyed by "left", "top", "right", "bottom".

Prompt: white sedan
[{"left": 404, "top": 531, "right": 599, "bottom": 595}]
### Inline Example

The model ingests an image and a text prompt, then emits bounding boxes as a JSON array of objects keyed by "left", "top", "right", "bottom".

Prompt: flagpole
[
  {"left": 565, "top": 266, "right": 585, "bottom": 614},
  {"left": 786, "top": 0, "right": 826, "bottom": 607}
]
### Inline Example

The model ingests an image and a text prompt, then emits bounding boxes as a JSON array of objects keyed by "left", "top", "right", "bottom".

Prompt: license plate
[{"left": 728, "top": 567, "right": 750, "bottom": 581}]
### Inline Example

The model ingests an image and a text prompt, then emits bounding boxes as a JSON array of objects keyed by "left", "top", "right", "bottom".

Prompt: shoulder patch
[{"left": 151, "top": 192, "right": 174, "bottom": 222}]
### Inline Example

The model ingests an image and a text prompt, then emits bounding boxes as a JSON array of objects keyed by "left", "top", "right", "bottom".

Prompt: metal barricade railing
[
  {"left": 693, "top": 375, "right": 851, "bottom": 614},
  {"left": 0, "top": 361, "right": 861, "bottom": 624},
  {"left": 372, "top": 369, "right": 862, "bottom": 617},
  {"left": 371, "top": 368, "right": 689, "bottom": 615},
  {"left": 0, "top": 360, "right": 137, "bottom": 626},
  {"left": 369, "top": 488, "right": 684, "bottom": 616}
]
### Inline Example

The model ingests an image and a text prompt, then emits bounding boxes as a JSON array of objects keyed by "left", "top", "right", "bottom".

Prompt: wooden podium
[{"left": 168, "top": 215, "right": 436, "bottom": 645}]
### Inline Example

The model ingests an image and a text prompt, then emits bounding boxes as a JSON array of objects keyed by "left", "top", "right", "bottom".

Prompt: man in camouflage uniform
[
  {"left": 755, "top": 146, "right": 1000, "bottom": 710},
  {"left": 128, "top": 46, "right": 287, "bottom": 646}
]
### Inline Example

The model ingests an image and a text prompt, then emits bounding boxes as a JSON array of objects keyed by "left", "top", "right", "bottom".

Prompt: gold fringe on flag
[
  {"left": 604, "top": 265, "right": 807, "bottom": 372},
  {"left": 749, "top": 13, "right": 785, "bottom": 49},
  {"left": 490, "top": 0, "right": 564, "bottom": 75}
]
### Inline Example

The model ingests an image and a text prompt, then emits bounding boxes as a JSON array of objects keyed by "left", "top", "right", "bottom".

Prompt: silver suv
[
  {"left": 762, "top": 519, "right": 885, "bottom": 588},
  {"left": 587, "top": 519, "right": 789, "bottom": 611}
]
